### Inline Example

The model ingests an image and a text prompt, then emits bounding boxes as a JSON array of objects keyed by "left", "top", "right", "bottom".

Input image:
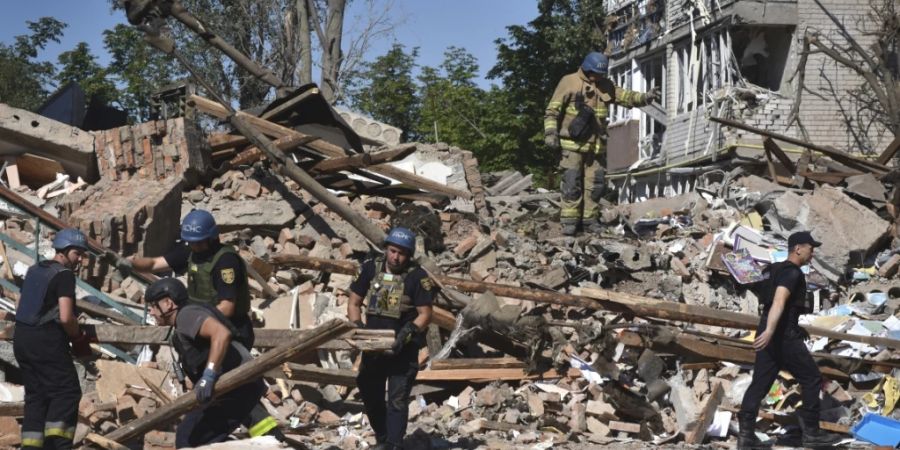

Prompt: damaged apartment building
[{"left": 602, "top": 0, "right": 896, "bottom": 201}]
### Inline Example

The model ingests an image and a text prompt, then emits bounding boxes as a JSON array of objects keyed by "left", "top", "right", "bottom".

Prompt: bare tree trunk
[
  {"left": 297, "top": 0, "right": 313, "bottom": 85},
  {"left": 308, "top": 0, "right": 346, "bottom": 103}
]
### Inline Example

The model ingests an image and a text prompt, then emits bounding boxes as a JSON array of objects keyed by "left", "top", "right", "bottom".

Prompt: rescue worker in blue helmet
[
  {"left": 347, "top": 227, "right": 435, "bottom": 450},
  {"left": 545, "top": 52, "right": 660, "bottom": 236},
  {"left": 144, "top": 277, "right": 283, "bottom": 447},
  {"left": 14, "top": 228, "right": 94, "bottom": 449},
  {"left": 125, "top": 209, "right": 254, "bottom": 346}
]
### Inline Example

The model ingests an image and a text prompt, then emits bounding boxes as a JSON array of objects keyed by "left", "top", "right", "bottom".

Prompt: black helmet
[{"left": 145, "top": 278, "right": 188, "bottom": 306}]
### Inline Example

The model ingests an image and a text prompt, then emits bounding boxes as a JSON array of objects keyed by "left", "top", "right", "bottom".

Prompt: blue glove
[{"left": 195, "top": 368, "right": 219, "bottom": 405}]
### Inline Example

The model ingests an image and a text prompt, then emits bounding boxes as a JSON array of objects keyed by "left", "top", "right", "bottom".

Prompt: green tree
[
  {"left": 350, "top": 43, "right": 419, "bottom": 141},
  {"left": 56, "top": 42, "right": 119, "bottom": 106},
  {"left": 0, "top": 17, "right": 67, "bottom": 111},
  {"left": 103, "top": 24, "right": 179, "bottom": 121},
  {"left": 488, "top": 0, "right": 606, "bottom": 182}
]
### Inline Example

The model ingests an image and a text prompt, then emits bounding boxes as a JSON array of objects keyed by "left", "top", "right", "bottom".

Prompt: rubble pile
[{"left": 1, "top": 85, "right": 900, "bottom": 450}]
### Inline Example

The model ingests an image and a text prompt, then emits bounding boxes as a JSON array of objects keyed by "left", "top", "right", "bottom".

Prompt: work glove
[
  {"left": 645, "top": 86, "right": 661, "bottom": 103},
  {"left": 195, "top": 367, "right": 219, "bottom": 405},
  {"left": 70, "top": 330, "right": 93, "bottom": 358},
  {"left": 391, "top": 322, "right": 419, "bottom": 355},
  {"left": 544, "top": 133, "right": 560, "bottom": 150},
  {"left": 115, "top": 255, "right": 134, "bottom": 277}
]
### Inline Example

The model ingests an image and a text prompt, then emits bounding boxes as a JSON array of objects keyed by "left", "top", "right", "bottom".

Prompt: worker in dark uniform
[
  {"left": 14, "top": 228, "right": 93, "bottom": 449},
  {"left": 738, "top": 231, "right": 841, "bottom": 449},
  {"left": 144, "top": 277, "right": 282, "bottom": 447},
  {"left": 348, "top": 227, "right": 435, "bottom": 450},
  {"left": 126, "top": 209, "right": 254, "bottom": 346}
]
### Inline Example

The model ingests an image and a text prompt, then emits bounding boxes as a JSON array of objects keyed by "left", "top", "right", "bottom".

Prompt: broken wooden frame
[{"left": 104, "top": 319, "right": 353, "bottom": 443}]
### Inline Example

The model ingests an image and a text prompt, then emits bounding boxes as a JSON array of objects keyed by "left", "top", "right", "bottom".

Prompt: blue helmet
[
  {"left": 581, "top": 52, "right": 609, "bottom": 75},
  {"left": 181, "top": 209, "right": 218, "bottom": 242},
  {"left": 384, "top": 227, "right": 416, "bottom": 255},
  {"left": 53, "top": 228, "right": 89, "bottom": 251}
]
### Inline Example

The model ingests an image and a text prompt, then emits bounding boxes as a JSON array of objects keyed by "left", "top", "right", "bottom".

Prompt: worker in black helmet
[
  {"left": 15, "top": 228, "right": 94, "bottom": 449},
  {"left": 144, "top": 277, "right": 282, "bottom": 447},
  {"left": 348, "top": 227, "right": 436, "bottom": 450}
]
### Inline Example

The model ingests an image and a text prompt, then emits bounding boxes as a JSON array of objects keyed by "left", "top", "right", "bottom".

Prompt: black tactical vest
[
  {"left": 16, "top": 261, "right": 69, "bottom": 326},
  {"left": 171, "top": 303, "right": 253, "bottom": 382}
]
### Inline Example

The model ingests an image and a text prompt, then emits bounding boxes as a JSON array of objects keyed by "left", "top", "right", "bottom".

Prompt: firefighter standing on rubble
[
  {"left": 14, "top": 228, "right": 94, "bottom": 449},
  {"left": 144, "top": 277, "right": 283, "bottom": 447},
  {"left": 738, "top": 231, "right": 841, "bottom": 449},
  {"left": 347, "top": 227, "right": 435, "bottom": 450},
  {"left": 545, "top": 51, "right": 659, "bottom": 236},
  {"left": 125, "top": 209, "right": 254, "bottom": 346}
]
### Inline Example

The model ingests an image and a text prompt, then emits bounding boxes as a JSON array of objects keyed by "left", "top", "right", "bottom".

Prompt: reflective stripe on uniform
[
  {"left": 560, "top": 207, "right": 581, "bottom": 219},
  {"left": 21, "top": 431, "right": 44, "bottom": 448},
  {"left": 583, "top": 207, "right": 599, "bottom": 219},
  {"left": 45, "top": 421, "right": 75, "bottom": 440},
  {"left": 560, "top": 138, "right": 597, "bottom": 153},
  {"left": 248, "top": 415, "right": 279, "bottom": 437},
  {"left": 544, "top": 118, "right": 557, "bottom": 131}
]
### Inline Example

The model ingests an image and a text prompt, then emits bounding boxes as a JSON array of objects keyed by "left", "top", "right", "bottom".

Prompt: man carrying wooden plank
[
  {"left": 144, "top": 278, "right": 283, "bottom": 447},
  {"left": 14, "top": 229, "right": 94, "bottom": 449},
  {"left": 347, "top": 227, "right": 435, "bottom": 450}
]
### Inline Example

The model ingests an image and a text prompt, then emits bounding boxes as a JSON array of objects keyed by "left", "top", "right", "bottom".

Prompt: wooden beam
[
  {"left": 306, "top": 144, "right": 417, "bottom": 174},
  {"left": 430, "top": 357, "right": 528, "bottom": 370},
  {"left": 710, "top": 116, "right": 888, "bottom": 174},
  {"left": 266, "top": 363, "right": 357, "bottom": 387},
  {"left": 0, "top": 401, "right": 24, "bottom": 417},
  {"left": 762, "top": 137, "right": 797, "bottom": 174},
  {"left": 415, "top": 367, "right": 560, "bottom": 381},
  {"left": 877, "top": 135, "right": 900, "bottom": 165},
  {"left": 0, "top": 322, "right": 392, "bottom": 351},
  {"left": 104, "top": 319, "right": 353, "bottom": 443},
  {"left": 85, "top": 433, "right": 129, "bottom": 450},
  {"left": 684, "top": 381, "right": 724, "bottom": 444}
]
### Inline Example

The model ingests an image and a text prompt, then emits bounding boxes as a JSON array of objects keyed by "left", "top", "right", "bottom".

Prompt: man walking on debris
[
  {"left": 145, "top": 277, "right": 283, "bottom": 447},
  {"left": 738, "top": 231, "right": 842, "bottom": 449},
  {"left": 347, "top": 227, "right": 435, "bottom": 450},
  {"left": 545, "top": 51, "right": 659, "bottom": 236},
  {"left": 126, "top": 209, "right": 255, "bottom": 346},
  {"left": 14, "top": 228, "right": 94, "bottom": 449}
]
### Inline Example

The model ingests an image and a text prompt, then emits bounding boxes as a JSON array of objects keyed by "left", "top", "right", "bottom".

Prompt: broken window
[
  {"left": 605, "top": 0, "right": 666, "bottom": 56},
  {"left": 731, "top": 26, "right": 795, "bottom": 91},
  {"left": 674, "top": 29, "right": 735, "bottom": 114},
  {"left": 610, "top": 53, "right": 666, "bottom": 159}
]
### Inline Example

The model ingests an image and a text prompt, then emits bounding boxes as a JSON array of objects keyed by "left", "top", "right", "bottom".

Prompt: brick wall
[
  {"left": 57, "top": 177, "right": 183, "bottom": 287},
  {"left": 94, "top": 117, "right": 211, "bottom": 185},
  {"left": 795, "top": 0, "right": 893, "bottom": 153}
]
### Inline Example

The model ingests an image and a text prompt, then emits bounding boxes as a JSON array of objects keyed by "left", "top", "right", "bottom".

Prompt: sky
[{"left": 0, "top": 0, "right": 538, "bottom": 89}]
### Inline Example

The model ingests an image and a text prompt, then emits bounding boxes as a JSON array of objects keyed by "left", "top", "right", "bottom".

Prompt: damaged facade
[{"left": 603, "top": 0, "right": 896, "bottom": 200}]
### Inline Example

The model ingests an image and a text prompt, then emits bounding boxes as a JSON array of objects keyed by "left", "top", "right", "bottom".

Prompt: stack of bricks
[
  {"left": 57, "top": 176, "right": 183, "bottom": 288},
  {"left": 459, "top": 150, "right": 489, "bottom": 219},
  {"left": 93, "top": 117, "right": 211, "bottom": 184}
]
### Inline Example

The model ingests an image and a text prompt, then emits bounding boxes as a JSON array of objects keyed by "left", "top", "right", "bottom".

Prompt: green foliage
[
  {"left": 56, "top": 42, "right": 119, "bottom": 106},
  {"left": 0, "top": 17, "right": 67, "bottom": 111},
  {"left": 489, "top": 0, "right": 606, "bottom": 183},
  {"left": 103, "top": 24, "right": 179, "bottom": 122},
  {"left": 350, "top": 44, "right": 420, "bottom": 141}
]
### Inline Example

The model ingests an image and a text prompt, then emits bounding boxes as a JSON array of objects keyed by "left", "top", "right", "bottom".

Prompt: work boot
[
  {"left": 584, "top": 218, "right": 605, "bottom": 234},
  {"left": 798, "top": 416, "right": 842, "bottom": 448},
  {"left": 737, "top": 413, "right": 772, "bottom": 449},
  {"left": 561, "top": 222, "right": 579, "bottom": 236}
]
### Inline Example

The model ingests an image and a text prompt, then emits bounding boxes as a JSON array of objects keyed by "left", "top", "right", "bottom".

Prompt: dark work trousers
[
  {"left": 13, "top": 323, "right": 81, "bottom": 450},
  {"left": 739, "top": 326, "right": 823, "bottom": 424},
  {"left": 357, "top": 346, "right": 419, "bottom": 447},
  {"left": 176, "top": 379, "right": 270, "bottom": 448}
]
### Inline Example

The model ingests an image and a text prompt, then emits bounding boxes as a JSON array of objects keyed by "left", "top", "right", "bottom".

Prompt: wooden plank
[
  {"left": 15, "top": 153, "right": 64, "bottom": 188},
  {"left": 608, "top": 420, "right": 642, "bottom": 434},
  {"left": 762, "top": 138, "right": 797, "bottom": 174},
  {"left": 415, "top": 368, "right": 560, "bottom": 381},
  {"left": 104, "top": 319, "right": 353, "bottom": 443},
  {"left": 306, "top": 144, "right": 417, "bottom": 174},
  {"left": 430, "top": 357, "right": 527, "bottom": 370},
  {"left": 85, "top": 433, "right": 129, "bottom": 450},
  {"left": 266, "top": 363, "right": 357, "bottom": 386},
  {"left": 3, "top": 157, "right": 19, "bottom": 188},
  {"left": 877, "top": 135, "right": 900, "bottom": 165},
  {"left": 0, "top": 401, "right": 24, "bottom": 417},
  {"left": 684, "top": 381, "right": 724, "bottom": 444}
]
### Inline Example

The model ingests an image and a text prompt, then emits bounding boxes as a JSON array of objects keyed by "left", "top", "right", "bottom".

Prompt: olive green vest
[
  {"left": 187, "top": 245, "right": 250, "bottom": 317},
  {"left": 365, "top": 257, "right": 415, "bottom": 320}
]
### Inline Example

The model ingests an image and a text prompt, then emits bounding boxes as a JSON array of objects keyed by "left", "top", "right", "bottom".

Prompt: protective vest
[
  {"left": 365, "top": 258, "right": 415, "bottom": 320},
  {"left": 756, "top": 261, "right": 812, "bottom": 314},
  {"left": 187, "top": 245, "right": 250, "bottom": 317},
  {"left": 16, "top": 261, "right": 69, "bottom": 326},
  {"left": 544, "top": 69, "right": 650, "bottom": 154},
  {"left": 171, "top": 303, "right": 253, "bottom": 382}
]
